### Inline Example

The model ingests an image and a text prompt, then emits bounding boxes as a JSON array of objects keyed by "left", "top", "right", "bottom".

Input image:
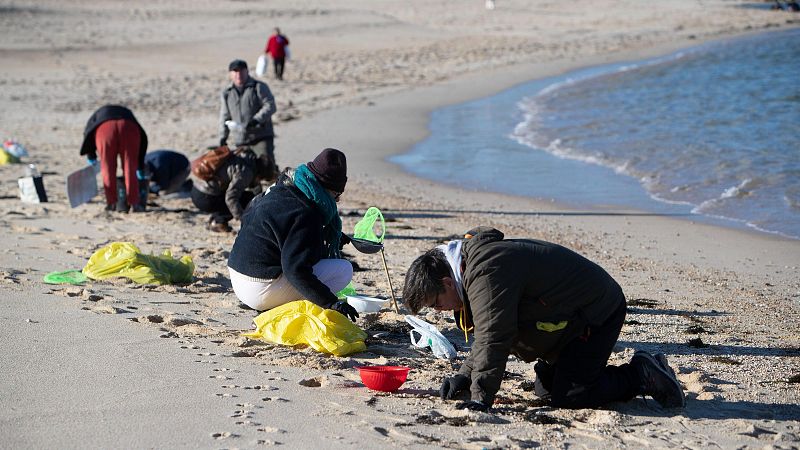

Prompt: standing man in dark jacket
[
  {"left": 403, "top": 227, "right": 685, "bottom": 411},
  {"left": 227, "top": 148, "right": 358, "bottom": 321},
  {"left": 80, "top": 104, "right": 148, "bottom": 212},
  {"left": 219, "top": 59, "right": 278, "bottom": 181}
]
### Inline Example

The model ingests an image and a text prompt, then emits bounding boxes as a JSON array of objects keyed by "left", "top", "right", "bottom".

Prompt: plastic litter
[
  {"left": 0, "top": 147, "right": 19, "bottom": 165},
  {"left": 242, "top": 300, "right": 367, "bottom": 356},
  {"left": 82, "top": 242, "right": 194, "bottom": 285},
  {"left": 225, "top": 120, "right": 244, "bottom": 132},
  {"left": 256, "top": 54, "right": 267, "bottom": 77},
  {"left": 405, "top": 315, "right": 457, "bottom": 360},
  {"left": 3, "top": 139, "right": 29, "bottom": 158},
  {"left": 43, "top": 270, "right": 88, "bottom": 285}
]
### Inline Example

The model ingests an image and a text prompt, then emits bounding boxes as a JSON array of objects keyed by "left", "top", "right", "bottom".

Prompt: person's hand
[
  {"left": 330, "top": 301, "right": 359, "bottom": 321},
  {"left": 246, "top": 118, "right": 259, "bottom": 129},
  {"left": 455, "top": 400, "right": 489, "bottom": 412},
  {"left": 87, "top": 157, "right": 101, "bottom": 174},
  {"left": 339, "top": 233, "right": 352, "bottom": 250},
  {"left": 440, "top": 374, "right": 470, "bottom": 400}
]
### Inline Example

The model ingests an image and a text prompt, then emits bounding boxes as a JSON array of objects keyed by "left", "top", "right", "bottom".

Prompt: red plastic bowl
[{"left": 356, "top": 366, "right": 411, "bottom": 392}]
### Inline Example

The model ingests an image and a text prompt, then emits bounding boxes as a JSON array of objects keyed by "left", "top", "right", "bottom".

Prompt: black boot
[{"left": 631, "top": 351, "right": 685, "bottom": 408}]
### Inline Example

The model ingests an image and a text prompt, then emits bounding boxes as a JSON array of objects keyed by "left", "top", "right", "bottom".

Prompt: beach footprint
[
  {"left": 678, "top": 366, "right": 722, "bottom": 401},
  {"left": 210, "top": 431, "right": 238, "bottom": 440}
]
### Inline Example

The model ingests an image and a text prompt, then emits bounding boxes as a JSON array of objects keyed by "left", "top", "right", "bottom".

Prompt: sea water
[{"left": 391, "top": 29, "right": 800, "bottom": 239}]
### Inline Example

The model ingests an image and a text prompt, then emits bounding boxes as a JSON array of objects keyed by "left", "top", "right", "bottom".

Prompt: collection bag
[
  {"left": 256, "top": 54, "right": 268, "bottom": 77},
  {"left": 242, "top": 300, "right": 367, "bottom": 356},
  {"left": 82, "top": 242, "right": 194, "bottom": 285}
]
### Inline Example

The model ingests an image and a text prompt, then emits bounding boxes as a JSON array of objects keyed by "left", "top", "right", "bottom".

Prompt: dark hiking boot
[
  {"left": 631, "top": 351, "right": 685, "bottom": 408},
  {"left": 655, "top": 353, "right": 679, "bottom": 380},
  {"left": 533, "top": 360, "right": 554, "bottom": 400},
  {"left": 131, "top": 204, "right": 146, "bottom": 213},
  {"left": 208, "top": 220, "right": 232, "bottom": 233},
  {"left": 104, "top": 204, "right": 116, "bottom": 212}
]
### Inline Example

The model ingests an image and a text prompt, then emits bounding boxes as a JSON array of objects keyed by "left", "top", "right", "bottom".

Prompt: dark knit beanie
[
  {"left": 307, "top": 148, "right": 347, "bottom": 192},
  {"left": 228, "top": 59, "right": 248, "bottom": 71}
]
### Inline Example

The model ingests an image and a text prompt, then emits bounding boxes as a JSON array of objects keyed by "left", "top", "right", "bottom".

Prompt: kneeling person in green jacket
[{"left": 402, "top": 227, "right": 685, "bottom": 411}]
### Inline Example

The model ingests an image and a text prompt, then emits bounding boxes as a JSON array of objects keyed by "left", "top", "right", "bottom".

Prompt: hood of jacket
[{"left": 452, "top": 226, "right": 504, "bottom": 332}]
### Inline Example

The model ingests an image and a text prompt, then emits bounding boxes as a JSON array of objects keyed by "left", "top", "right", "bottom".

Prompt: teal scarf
[{"left": 294, "top": 164, "right": 342, "bottom": 258}]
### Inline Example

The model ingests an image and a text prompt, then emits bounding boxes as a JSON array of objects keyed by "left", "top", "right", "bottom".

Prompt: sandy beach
[{"left": 1, "top": 1, "right": 799, "bottom": 448}]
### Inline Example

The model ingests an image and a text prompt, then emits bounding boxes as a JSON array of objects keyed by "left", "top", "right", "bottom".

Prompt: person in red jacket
[{"left": 265, "top": 27, "right": 290, "bottom": 80}]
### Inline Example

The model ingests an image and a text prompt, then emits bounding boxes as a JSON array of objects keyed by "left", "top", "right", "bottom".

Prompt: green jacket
[{"left": 454, "top": 227, "right": 625, "bottom": 405}]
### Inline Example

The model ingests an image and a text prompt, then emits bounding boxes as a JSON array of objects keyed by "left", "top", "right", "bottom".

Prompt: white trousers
[{"left": 228, "top": 259, "right": 353, "bottom": 311}]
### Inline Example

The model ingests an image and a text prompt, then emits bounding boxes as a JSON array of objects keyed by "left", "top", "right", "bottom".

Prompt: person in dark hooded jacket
[
  {"left": 226, "top": 148, "right": 359, "bottom": 321},
  {"left": 403, "top": 227, "right": 685, "bottom": 411}
]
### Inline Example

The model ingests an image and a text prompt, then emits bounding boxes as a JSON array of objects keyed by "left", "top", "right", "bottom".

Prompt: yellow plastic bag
[
  {"left": 82, "top": 242, "right": 194, "bottom": 285},
  {"left": 0, "top": 147, "right": 20, "bottom": 165},
  {"left": 243, "top": 300, "right": 367, "bottom": 357}
]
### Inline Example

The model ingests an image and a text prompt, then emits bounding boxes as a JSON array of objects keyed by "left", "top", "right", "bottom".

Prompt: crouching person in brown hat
[
  {"left": 403, "top": 227, "right": 685, "bottom": 412},
  {"left": 190, "top": 149, "right": 272, "bottom": 233},
  {"left": 226, "top": 148, "right": 359, "bottom": 321}
]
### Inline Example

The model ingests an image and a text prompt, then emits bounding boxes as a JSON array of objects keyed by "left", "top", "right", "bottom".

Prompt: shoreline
[
  {"left": 388, "top": 27, "right": 800, "bottom": 242},
  {"left": 277, "top": 29, "right": 800, "bottom": 271}
]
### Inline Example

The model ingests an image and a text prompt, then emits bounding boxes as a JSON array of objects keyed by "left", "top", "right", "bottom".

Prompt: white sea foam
[{"left": 692, "top": 179, "right": 755, "bottom": 215}]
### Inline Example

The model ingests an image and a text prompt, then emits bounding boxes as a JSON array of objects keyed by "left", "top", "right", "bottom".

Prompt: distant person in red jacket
[{"left": 265, "top": 28, "right": 290, "bottom": 80}]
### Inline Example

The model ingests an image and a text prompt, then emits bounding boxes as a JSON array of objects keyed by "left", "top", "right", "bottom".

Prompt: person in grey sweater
[{"left": 219, "top": 59, "right": 278, "bottom": 181}]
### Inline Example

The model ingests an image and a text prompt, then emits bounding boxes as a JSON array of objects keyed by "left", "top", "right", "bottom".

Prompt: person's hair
[
  {"left": 253, "top": 156, "right": 277, "bottom": 182},
  {"left": 402, "top": 248, "right": 451, "bottom": 314},
  {"left": 277, "top": 166, "right": 295, "bottom": 186}
]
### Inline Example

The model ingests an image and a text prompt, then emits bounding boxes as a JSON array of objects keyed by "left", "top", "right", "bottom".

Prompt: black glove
[
  {"left": 246, "top": 118, "right": 259, "bottom": 129},
  {"left": 330, "top": 301, "right": 359, "bottom": 322},
  {"left": 440, "top": 374, "right": 470, "bottom": 400},
  {"left": 455, "top": 400, "right": 490, "bottom": 412},
  {"left": 219, "top": 137, "right": 227, "bottom": 147},
  {"left": 339, "top": 233, "right": 352, "bottom": 250}
]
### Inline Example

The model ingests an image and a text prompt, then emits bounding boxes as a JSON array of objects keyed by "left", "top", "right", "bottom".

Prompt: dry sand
[{"left": 1, "top": 1, "right": 799, "bottom": 448}]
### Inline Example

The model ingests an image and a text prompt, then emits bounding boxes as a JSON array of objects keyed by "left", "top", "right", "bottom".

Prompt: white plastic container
[{"left": 346, "top": 295, "right": 387, "bottom": 313}]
